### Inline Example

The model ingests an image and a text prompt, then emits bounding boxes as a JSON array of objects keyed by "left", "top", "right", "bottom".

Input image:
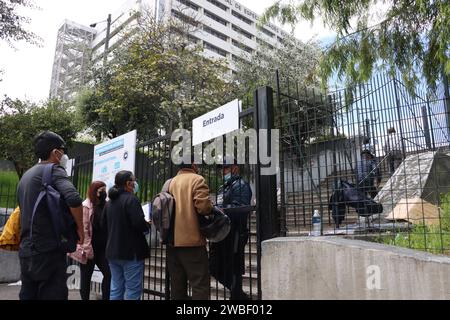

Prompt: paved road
[{"left": 0, "top": 282, "right": 99, "bottom": 300}]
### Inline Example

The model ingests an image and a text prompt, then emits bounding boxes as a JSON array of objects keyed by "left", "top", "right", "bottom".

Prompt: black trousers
[
  {"left": 19, "top": 251, "right": 68, "bottom": 300},
  {"left": 209, "top": 212, "right": 249, "bottom": 300},
  {"left": 80, "top": 251, "right": 111, "bottom": 300},
  {"left": 167, "top": 246, "right": 210, "bottom": 300}
]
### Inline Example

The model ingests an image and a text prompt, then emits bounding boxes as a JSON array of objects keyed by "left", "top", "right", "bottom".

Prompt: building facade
[{"left": 49, "top": 0, "right": 290, "bottom": 101}]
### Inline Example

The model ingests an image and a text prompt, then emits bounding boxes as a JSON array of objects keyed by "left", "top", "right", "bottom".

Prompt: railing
[{"left": 275, "top": 70, "right": 450, "bottom": 256}]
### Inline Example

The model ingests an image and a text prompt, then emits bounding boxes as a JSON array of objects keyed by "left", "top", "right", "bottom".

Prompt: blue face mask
[
  {"left": 224, "top": 173, "right": 232, "bottom": 183},
  {"left": 133, "top": 181, "right": 139, "bottom": 194}
]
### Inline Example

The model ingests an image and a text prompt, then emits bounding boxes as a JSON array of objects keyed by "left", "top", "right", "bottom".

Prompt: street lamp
[{"left": 90, "top": 13, "right": 112, "bottom": 65}]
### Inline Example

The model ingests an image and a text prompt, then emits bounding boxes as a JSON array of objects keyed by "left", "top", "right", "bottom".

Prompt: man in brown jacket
[{"left": 167, "top": 161, "right": 213, "bottom": 300}]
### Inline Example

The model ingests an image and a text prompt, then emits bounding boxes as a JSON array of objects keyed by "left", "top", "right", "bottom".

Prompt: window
[
  {"left": 256, "top": 38, "right": 274, "bottom": 50},
  {"left": 206, "top": 0, "right": 227, "bottom": 11},
  {"left": 204, "top": 9, "right": 228, "bottom": 26},
  {"left": 232, "top": 24, "right": 253, "bottom": 40},
  {"left": 231, "top": 10, "right": 253, "bottom": 25},
  {"left": 203, "top": 25, "right": 228, "bottom": 41},
  {"left": 232, "top": 39, "right": 253, "bottom": 54},
  {"left": 204, "top": 41, "right": 228, "bottom": 57},
  {"left": 171, "top": 9, "right": 199, "bottom": 27},
  {"left": 232, "top": 54, "right": 246, "bottom": 64},
  {"left": 261, "top": 27, "right": 275, "bottom": 38},
  {"left": 188, "top": 34, "right": 200, "bottom": 44},
  {"left": 176, "top": 0, "right": 200, "bottom": 11}
]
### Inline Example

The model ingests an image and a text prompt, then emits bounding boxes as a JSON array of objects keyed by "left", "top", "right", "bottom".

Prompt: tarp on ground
[{"left": 385, "top": 197, "right": 441, "bottom": 226}]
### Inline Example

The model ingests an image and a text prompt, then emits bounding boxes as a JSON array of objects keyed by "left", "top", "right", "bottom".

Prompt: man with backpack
[
  {"left": 17, "top": 131, "right": 84, "bottom": 300},
  {"left": 164, "top": 159, "right": 213, "bottom": 300}
]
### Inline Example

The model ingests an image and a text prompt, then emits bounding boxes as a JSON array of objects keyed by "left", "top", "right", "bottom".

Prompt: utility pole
[{"left": 103, "top": 14, "right": 112, "bottom": 66}]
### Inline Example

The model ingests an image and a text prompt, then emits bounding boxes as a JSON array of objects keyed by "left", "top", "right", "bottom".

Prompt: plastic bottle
[{"left": 311, "top": 209, "right": 321, "bottom": 236}]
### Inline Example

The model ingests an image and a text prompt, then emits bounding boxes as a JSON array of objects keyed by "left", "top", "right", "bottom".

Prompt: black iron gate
[
  {"left": 275, "top": 70, "right": 450, "bottom": 255},
  {"left": 71, "top": 87, "right": 278, "bottom": 300}
]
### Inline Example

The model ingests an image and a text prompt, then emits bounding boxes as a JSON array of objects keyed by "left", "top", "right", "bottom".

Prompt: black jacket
[
  {"left": 105, "top": 191, "right": 149, "bottom": 260},
  {"left": 18, "top": 163, "right": 82, "bottom": 257}
]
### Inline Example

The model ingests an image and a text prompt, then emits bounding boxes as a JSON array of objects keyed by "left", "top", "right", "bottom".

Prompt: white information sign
[
  {"left": 91, "top": 266, "right": 104, "bottom": 283},
  {"left": 142, "top": 203, "right": 152, "bottom": 222},
  {"left": 65, "top": 159, "right": 74, "bottom": 177},
  {"left": 92, "top": 130, "right": 137, "bottom": 191},
  {"left": 192, "top": 99, "right": 240, "bottom": 146}
]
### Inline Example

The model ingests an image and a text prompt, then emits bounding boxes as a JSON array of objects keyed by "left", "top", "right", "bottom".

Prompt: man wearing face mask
[
  {"left": 69, "top": 181, "right": 111, "bottom": 300},
  {"left": 209, "top": 162, "right": 252, "bottom": 300},
  {"left": 17, "top": 131, "right": 84, "bottom": 300}
]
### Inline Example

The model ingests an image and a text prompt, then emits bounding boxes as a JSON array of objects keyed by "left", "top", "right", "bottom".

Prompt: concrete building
[{"left": 49, "top": 0, "right": 290, "bottom": 101}]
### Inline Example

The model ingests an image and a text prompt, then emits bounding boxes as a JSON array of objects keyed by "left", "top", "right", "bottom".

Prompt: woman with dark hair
[
  {"left": 69, "top": 181, "right": 111, "bottom": 300},
  {"left": 105, "top": 170, "right": 150, "bottom": 300}
]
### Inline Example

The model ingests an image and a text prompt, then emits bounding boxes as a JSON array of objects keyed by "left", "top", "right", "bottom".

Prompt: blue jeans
[{"left": 109, "top": 259, "right": 144, "bottom": 300}]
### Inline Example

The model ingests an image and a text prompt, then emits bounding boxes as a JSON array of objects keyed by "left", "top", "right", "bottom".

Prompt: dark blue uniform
[{"left": 209, "top": 176, "right": 252, "bottom": 300}]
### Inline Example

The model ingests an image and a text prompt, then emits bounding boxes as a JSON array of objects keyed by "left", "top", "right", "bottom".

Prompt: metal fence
[
  {"left": 0, "top": 183, "right": 18, "bottom": 227},
  {"left": 67, "top": 87, "right": 278, "bottom": 300},
  {"left": 2, "top": 71, "right": 449, "bottom": 299},
  {"left": 276, "top": 71, "right": 450, "bottom": 255}
]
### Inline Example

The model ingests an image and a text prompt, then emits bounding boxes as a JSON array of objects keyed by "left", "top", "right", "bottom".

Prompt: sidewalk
[{"left": 0, "top": 282, "right": 98, "bottom": 300}]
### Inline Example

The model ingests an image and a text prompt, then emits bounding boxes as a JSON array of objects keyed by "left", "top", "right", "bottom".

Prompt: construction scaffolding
[{"left": 49, "top": 20, "right": 96, "bottom": 102}]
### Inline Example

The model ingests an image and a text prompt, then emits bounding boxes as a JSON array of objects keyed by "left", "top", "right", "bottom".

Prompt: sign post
[{"left": 92, "top": 130, "right": 137, "bottom": 190}]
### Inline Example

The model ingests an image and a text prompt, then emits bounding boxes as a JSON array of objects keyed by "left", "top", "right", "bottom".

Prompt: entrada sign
[{"left": 192, "top": 99, "right": 240, "bottom": 146}]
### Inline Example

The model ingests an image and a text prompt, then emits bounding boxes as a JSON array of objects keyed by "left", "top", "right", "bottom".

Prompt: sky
[{"left": 0, "top": 0, "right": 333, "bottom": 102}]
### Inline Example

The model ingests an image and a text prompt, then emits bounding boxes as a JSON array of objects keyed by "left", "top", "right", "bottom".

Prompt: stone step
[
  {"left": 142, "top": 281, "right": 259, "bottom": 300},
  {"left": 144, "top": 271, "right": 258, "bottom": 293}
]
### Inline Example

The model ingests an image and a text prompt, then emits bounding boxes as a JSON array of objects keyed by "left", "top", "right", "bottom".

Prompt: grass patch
[
  {"left": 381, "top": 192, "right": 450, "bottom": 255},
  {"left": 0, "top": 171, "right": 19, "bottom": 208}
]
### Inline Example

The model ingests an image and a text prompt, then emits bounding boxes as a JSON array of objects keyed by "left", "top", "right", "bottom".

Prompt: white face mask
[{"left": 56, "top": 150, "right": 69, "bottom": 169}]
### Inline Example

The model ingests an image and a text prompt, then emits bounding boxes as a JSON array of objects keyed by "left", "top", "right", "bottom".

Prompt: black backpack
[
  {"left": 30, "top": 163, "right": 79, "bottom": 253},
  {"left": 151, "top": 179, "right": 175, "bottom": 245}
]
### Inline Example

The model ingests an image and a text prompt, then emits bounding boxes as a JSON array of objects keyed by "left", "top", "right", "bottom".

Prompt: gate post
[{"left": 254, "top": 86, "right": 279, "bottom": 242}]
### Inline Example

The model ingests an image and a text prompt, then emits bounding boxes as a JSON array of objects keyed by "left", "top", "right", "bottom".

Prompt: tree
[
  {"left": 233, "top": 33, "right": 332, "bottom": 160},
  {"left": 232, "top": 33, "right": 322, "bottom": 96},
  {"left": 0, "top": 97, "right": 81, "bottom": 178},
  {"left": 77, "top": 12, "right": 236, "bottom": 141},
  {"left": 261, "top": 0, "right": 449, "bottom": 92},
  {"left": 0, "top": 0, "right": 39, "bottom": 46}
]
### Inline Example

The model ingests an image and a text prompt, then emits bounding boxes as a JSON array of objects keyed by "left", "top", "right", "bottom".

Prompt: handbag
[{"left": 199, "top": 206, "right": 231, "bottom": 243}]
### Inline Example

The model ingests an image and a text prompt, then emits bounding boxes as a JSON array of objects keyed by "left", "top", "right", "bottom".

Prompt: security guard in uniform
[{"left": 209, "top": 162, "right": 252, "bottom": 300}]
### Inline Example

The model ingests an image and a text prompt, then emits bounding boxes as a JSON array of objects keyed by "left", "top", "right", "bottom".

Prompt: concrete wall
[
  {"left": 0, "top": 250, "right": 20, "bottom": 283},
  {"left": 262, "top": 237, "right": 450, "bottom": 300}
]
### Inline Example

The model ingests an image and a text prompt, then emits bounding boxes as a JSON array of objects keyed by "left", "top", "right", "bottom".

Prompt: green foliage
[
  {"left": 0, "top": 171, "right": 19, "bottom": 208},
  {"left": 232, "top": 33, "right": 322, "bottom": 95},
  {"left": 0, "top": 171, "right": 18, "bottom": 186},
  {"left": 382, "top": 193, "right": 450, "bottom": 255},
  {"left": 77, "top": 13, "right": 236, "bottom": 141},
  {"left": 262, "top": 0, "right": 450, "bottom": 93},
  {"left": 0, "top": 0, "right": 40, "bottom": 46},
  {"left": 0, "top": 97, "right": 81, "bottom": 177}
]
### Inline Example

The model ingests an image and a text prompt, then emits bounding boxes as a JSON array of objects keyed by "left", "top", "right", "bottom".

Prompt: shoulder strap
[
  {"left": 162, "top": 178, "right": 172, "bottom": 193},
  {"left": 42, "top": 163, "right": 55, "bottom": 186},
  {"left": 29, "top": 191, "right": 46, "bottom": 241}
]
